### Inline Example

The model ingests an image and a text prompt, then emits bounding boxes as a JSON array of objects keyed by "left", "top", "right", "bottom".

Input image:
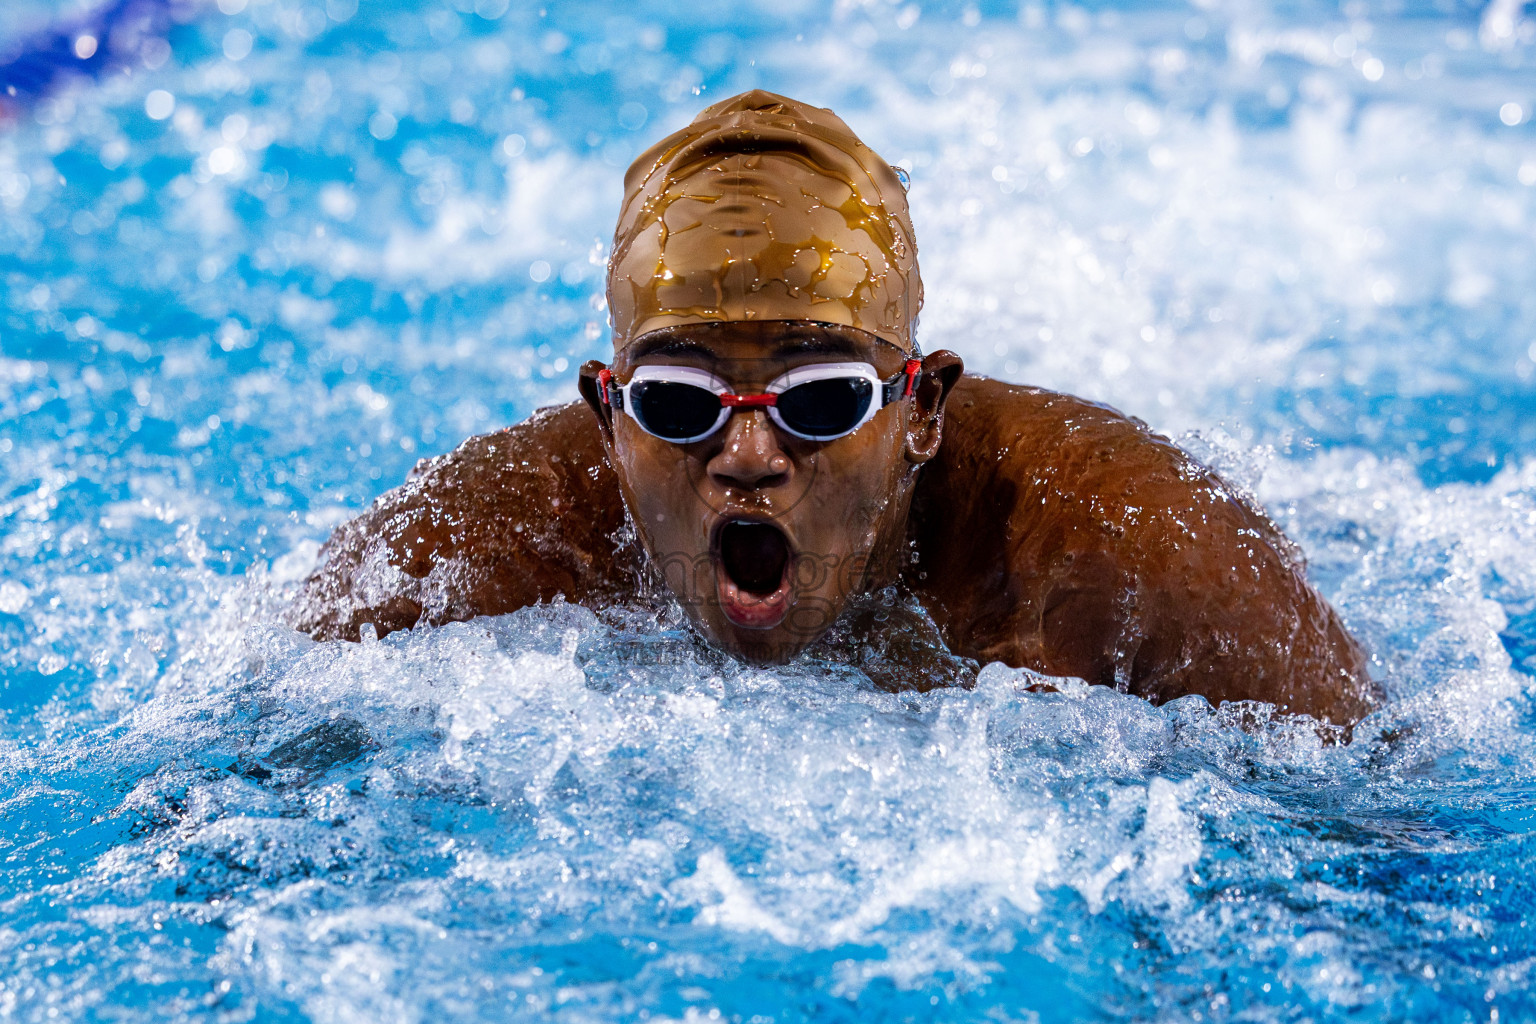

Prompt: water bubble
[
  {"left": 140, "top": 38, "right": 171, "bottom": 70},
  {"left": 99, "top": 138, "right": 128, "bottom": 169},
  {"left": 618, "top": 102, "right": 648, "bottom": 131},
  {"left": 529, "top": 260, "right": 552, "bottom": 283},
  {"left": 73, "top": 35, "right": 98, "bottom": 60},
  {"left": 217, "top": 321, "right": 252, "bottom": 351},
  {"left": 1499, "top": 102, "right": 1524, "bottom": 127},
  {"left": 0, "top": 171, "right": 32, "bottom": 206},
  {"left": 224, "top": 28, "right": 254, "bottom": 61},
  {"left": 320, "top": 183, "right": 357, "bottom": 221},
  {"left": 144, "top": 90, "right": 175, "bottom": 120},
  {"left": 369, "top": 112, "right": 398, "bottom": 140},
  {"left": 0, "top": 580, "right": 28, "bottom": 615},
  {"left": 294, "top": 7, "right": 328, "bottom": 39},
  {"left": 208, "top": 146, "right": 240, "bottom": 175}
]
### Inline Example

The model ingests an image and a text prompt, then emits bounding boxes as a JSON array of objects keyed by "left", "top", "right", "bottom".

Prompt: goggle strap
[
  {"left": 597, "top": 368, "right": 624, "bottom": 410},
  {"left": 884, "top": 360, "right": 923, "bottom": 404}
]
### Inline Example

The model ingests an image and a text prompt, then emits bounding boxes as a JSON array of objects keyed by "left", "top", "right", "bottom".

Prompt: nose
[{"left": 707, "top": 409, "right": 792, "bottom": 491}]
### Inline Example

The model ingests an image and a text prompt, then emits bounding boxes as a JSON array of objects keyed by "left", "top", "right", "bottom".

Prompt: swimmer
[{"left": 290, "top": 90, "right": 1374, "bottom": 727}]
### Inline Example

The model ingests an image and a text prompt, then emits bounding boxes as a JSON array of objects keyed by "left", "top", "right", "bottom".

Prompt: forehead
[{"left": 615, "top": 321, "right": 900, "bottom": 370}]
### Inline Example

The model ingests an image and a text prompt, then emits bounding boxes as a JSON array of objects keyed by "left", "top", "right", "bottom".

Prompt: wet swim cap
[{"left": 607, "top": 90, "right": 922, "bottom": 353}]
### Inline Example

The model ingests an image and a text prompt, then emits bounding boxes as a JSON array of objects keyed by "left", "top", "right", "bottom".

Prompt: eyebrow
[
  {"left": 629, "top": 336, "right": 717, "bottom": 359},
  {"left": 630, "top": 331, "right": 868, "bottom": 361},
  {"left": 771, "top": 334, "right": 864, "bottom": 357}
]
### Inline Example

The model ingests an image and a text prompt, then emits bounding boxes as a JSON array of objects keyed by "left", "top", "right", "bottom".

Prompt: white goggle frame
[{"left": 603, "top": 360, "right": 917, "bottom": 444}]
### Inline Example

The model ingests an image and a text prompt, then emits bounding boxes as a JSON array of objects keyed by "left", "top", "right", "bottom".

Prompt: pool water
[{"left": 3, "top": 0, "right": 1536, "bottom": 1020}]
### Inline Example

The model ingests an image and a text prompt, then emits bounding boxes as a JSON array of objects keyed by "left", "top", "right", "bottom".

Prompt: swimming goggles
[{"left": 598, "top": 359, "right": 922, "bottom": 444}]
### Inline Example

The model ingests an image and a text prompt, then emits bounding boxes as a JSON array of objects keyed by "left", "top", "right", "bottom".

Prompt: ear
[
  {"left": 578, "top": 360, "right": 617, "bottom": 447},
  {"left": 903, "top": 349, "right": 964, "bottom": 465}
]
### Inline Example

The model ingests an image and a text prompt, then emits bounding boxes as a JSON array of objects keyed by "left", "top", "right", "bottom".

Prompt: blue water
[{"left": 3, "top": 0, "right": 1536, "bottom": 1020}]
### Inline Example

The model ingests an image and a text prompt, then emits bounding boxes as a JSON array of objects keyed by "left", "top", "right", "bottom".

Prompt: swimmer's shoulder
[
  {"left": 913, "top": 374, "right": 1372, "bottom": 725},
  {"left": 932, "top": 374, "right": 1282, "bottom": 544},
  {"left": 290, "top": 401, "right": 637, "bottom": 641},
  {"left": 937, "top": 374, "right": 1191, "bottom": 484},
  {"left": 404, "top": 400, "right": 617, "bottom": 504},
  {"left": 927, "top": 374, "right": 1216, "bottom": 534}
]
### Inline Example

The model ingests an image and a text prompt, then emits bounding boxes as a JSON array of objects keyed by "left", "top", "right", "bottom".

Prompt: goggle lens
[
  {"left": 631, "top": 380, "right": 723, "bottom": 441},
  {"left": 774, "top": 377, "right": 874, "bottom": 439}
]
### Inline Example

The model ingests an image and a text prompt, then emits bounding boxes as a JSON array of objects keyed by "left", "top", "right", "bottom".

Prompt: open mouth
[{"left": 714, "top": 519, "right": 793, "bottom": 629}]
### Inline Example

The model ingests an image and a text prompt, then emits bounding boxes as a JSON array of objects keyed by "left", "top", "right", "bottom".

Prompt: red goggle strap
[
  {"left": 720, "top": 393, "right": 777, "bottom": 408},
  {"left": 597, "top": 368, "right": 615, "bottom": 407},
  {"left": 903, "top": 359, "right": 921, "bottom": 398}
]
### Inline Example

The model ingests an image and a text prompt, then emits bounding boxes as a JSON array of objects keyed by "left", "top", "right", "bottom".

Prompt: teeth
[
  {"left": 716, "top": 569, "right": 790, "bottom": 629},
  {"left": 721, "top": 577, "right": 783, "bottom": 605}
]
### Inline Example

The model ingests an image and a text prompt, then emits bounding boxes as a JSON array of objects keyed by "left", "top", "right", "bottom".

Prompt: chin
[{"left": 704, "top": 620, "right": 821, "bottom": 666}]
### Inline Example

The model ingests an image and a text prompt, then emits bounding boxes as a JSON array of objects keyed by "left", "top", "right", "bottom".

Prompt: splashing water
[{"left": 2, "top": 1, "right": 1536, "bottom": 1021}]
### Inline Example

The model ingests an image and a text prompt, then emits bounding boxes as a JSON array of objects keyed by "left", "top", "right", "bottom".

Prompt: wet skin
[
  {"left": 588, "top": 321, "right": 960, "bottom": 663},
  {"left": 290, "top": 321, "right": 1374, "bottom": 728}
]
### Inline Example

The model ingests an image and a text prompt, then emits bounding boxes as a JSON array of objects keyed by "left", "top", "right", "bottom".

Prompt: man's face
[{"left": 590, "top": 321, "right": 930, "bottom": 663}]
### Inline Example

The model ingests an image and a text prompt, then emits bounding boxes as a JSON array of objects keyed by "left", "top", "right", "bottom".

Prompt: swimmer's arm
[
  {"left": 1110, "top": 497, "right": 1375, "bottom": 728},
  {"left": 287, "top": 401, "right": 638, "bottom": 641},
  {"left": 1047, "top": 453, "right": 1374, "bottom": 726}
]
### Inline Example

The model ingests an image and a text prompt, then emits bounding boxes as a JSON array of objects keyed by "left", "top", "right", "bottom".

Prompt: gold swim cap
[{"left": 607, "top": 90, "right": 922, "bottom": 353}]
